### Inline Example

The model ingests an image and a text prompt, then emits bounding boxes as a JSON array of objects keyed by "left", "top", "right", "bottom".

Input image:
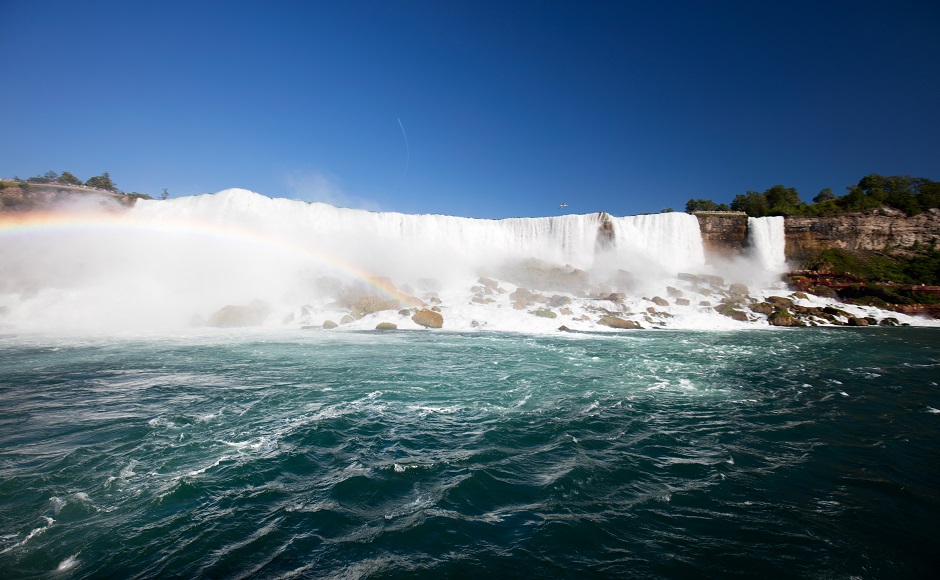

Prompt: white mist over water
[{"left": 0, "top": 189, "right": 928, "bottom": 333}]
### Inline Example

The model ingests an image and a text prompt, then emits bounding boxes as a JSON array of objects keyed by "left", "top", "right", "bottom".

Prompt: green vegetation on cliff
[
  {"left": 806, "top": 247, "right": 940, "bottom": 286},
  {"left": 688, "top": 174, "right": 940, "bottom": 218}
]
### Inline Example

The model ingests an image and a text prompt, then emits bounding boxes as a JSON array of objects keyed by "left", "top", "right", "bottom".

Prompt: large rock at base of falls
[
  {"left": 208, "top": 303, "right": 269, "bottom": 327},
  {"left": 351, "top": 295, "right": 401, "bottom": 318},
  {"left": 412, "top": 308, "right": 444, "bottom": 328},
  {"left": 375, "top": 322, "right": 398, "bottom": 330},
  {"left": 716, "top": 304, "right": 749, "bottom": 322},
  {"left": 768, "top": 308, "right": 803, "bottom": 327},
  {"left": 598, "top": 316, "right": 641, "bottom": 329}
]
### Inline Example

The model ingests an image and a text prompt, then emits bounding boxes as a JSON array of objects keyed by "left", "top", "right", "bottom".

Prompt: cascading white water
[
  {"left": 747, "top": 216, "right": 787, "bottom": 273},
  {"left": 606, "top": 212, "right": 706, "bottom": 275},
  {"left": 11, "top": 189, "right": 892, "bottom": 333}
]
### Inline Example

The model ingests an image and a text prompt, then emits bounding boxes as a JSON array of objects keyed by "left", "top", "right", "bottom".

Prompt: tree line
[
  {"left": 10, "top": 170, "right": 168, "bottom": 200},
  {"left": 686, "top": 174, "right": 940, "bottom": 217},
  {"left": 18, "top": 170, "right": 119, "bottom": 192}
]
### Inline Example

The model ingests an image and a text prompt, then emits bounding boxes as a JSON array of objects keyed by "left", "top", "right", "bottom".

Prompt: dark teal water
[{"left": 1, "top": 328, "right": 939, "bottom": 578}]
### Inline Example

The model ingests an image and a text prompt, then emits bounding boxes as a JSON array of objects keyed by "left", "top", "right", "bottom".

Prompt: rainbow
[{"left": 0, "top": 210, "right": 416, "bottom": 304}]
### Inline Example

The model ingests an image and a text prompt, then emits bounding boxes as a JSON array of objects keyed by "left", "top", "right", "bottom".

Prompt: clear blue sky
[{"left": 1, "top": 1, "right": 938, "bottom": 218}]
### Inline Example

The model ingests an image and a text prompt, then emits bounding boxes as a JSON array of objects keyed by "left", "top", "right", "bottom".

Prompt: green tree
[
  {"left": 730, "top": 191, "right": 769, "bottom": 217},
  {"left": 160, "top": 187, "right": 169, "bottom": 200},
  {"left": 685, "top": 198, "right": 719, "bottom": 213},
  {"left": 58, "top": 171, "right": 82, "bottom": 186},
  {"left": 85, "top": 172, "right": 117, "bottom": 191},
  {"left": 764, "top": 184, "right": 802, "bottom": 215},
  {"left": 813, "top": 188, "right": 835, "bottom": 204}
]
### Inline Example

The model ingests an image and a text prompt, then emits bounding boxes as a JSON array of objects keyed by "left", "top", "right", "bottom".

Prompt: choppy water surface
[{"left": 1, "top": 328, "right": 939, "bottom": 578}]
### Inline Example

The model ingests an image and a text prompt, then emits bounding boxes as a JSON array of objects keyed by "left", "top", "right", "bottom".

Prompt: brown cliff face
[
  {"left": 694, "top": 214, "right": 749, "bottom": 259},
  {"left": 784, "top": 211, "right": 940, "bottom": 261}
]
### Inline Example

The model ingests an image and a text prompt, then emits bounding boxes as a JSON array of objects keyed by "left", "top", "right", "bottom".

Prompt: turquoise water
[{"left": 1, "top": 328, "right": 939, "bottom": 578}]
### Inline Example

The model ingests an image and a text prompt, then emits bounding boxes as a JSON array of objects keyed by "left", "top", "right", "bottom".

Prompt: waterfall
[
  {"left": 747, "top": 216, "right": 787, "bottom": 272},
  {"left": 0, "top": 189, "right": 805, "bottom": 332},
  {"left": 130, "top": 189, "right": 712, "bottom": 280}
]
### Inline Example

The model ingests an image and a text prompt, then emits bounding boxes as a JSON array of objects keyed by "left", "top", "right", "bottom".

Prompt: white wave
[{"left": 57, "top": 554, "right": 80, "bottom": 572}]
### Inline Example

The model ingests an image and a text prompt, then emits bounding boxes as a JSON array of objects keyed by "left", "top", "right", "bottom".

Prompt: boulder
[
  {"left": 478, "top": 276, "right": 499, "bottom": 290},
  {"left": 879, "top": 317, "right": 900, "bottom": 327},
  {"left": 768, "top": 308, "right": 802, "bottom": 327},
  {"left": 651, "top": 296, "right": 669, "bottom": 307},
  {"left": 532, "top": 308, "right": 557, "bottom": 319},
  {"left": 716, "top": 304, "right": 748, "bottom": 322},
  {"left": 766, "top": 296, "right": 794, "bottom": 309},
  {"left": 322, "top": 320, "right": 338, "bottom": 329},
  {"left": 375, "top": 322, "right": 398, "bottom": 330},
  {"left": 749, "top": 302, "right": 774, "bottom": 315},
  {"left": 598, "top": 316, "right": 641, "bottom": 329},
  {"left": 412, "top": 308, "right": 444, "bottom": 328},
  {"left": 675, "top": 298, "right": 690, "bottom": 306},
  {"left": 729, "top": 283, "right": 750, "bottom": 296},
  {"left": 340, "top": 314, "right": 354, "bottom": 324},
  {"left": 351, "top": 295, "right": 401, "bottom": 318},
  {"left": 207, "top": 303, "right": 269, "bottom": 327},
  {"left": 549, "top": 295, "right": 572, "bottom": 307},
  {"left": 666, "top": 286, "right": 683, "bottom": 298},
  {"left": 846, "top": 317, "right": 869, "bottom": 326}
]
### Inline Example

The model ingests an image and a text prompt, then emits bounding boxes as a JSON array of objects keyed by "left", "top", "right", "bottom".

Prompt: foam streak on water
[{"left": 1, "top": 328, "right": 939, "bottom": 577}]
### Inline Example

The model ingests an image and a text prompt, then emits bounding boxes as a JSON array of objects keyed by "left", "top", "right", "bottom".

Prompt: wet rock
[
  {"left": 322, "top": 320, "right": 338, "bottom": 329},
  {"left": 666, "top": 286, "right": 683, "bottom": 298},
  {"left": 729, "top": 283, "right": 750, "bottom": 296},
  {"left": 549, "top": 295, "right": 572, "bottom": 307},
  {"left": 478, "top": 276, "right": 499, "bottom": 290},
  {"left": 557, "top": 325, "right": 572, "bottom": 332},
  {"left": 598, "top": 316, "right": 641, "bottom": 329},
  {"left": 675, "top": 298, "right": 691, "bottom": 306},
  {"left": 879, "top": 317, "right": 900, "bottom": 326},
  {"left": 351, "top": 295, "right": 401, "bottom": 318},
  {"left": 768, "top": 308, "right": 802, "bottom": 326},
  {"left": 560, "top": 307, "right": 573, "bottom": 316},
  {"left": 749, "top": 302, "right": 774, "bottom": 315},
  {"left": 375, "top": 322, "right": 398, "bottom": 330},
  {"left": 846, "top": 316, "right": 869, "bottom": 326},
  {"left": 767, "top": 296, "right": 794, "bottom": 309},
  {"left": 340, "top": 314, "right": 354, "bottom": 324},
  {"left": 651, "top": 296, "right": 669, "bottom": 307},
  {"left": 532, "top": 308, "right": 557, "bottom": 319},
  {"left": 412, "top": 308, "right": 444, "bottom": 328},
  {"left": 208, "top": 303, "right": 269, "bottom": 327},
  {"left": 716, "top": 304, "right": 748, "bottom": 322}
]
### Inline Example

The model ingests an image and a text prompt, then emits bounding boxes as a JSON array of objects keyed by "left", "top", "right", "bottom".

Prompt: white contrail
[{"left": 395, "top": 117, "right": 409, "bottom": 190}]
